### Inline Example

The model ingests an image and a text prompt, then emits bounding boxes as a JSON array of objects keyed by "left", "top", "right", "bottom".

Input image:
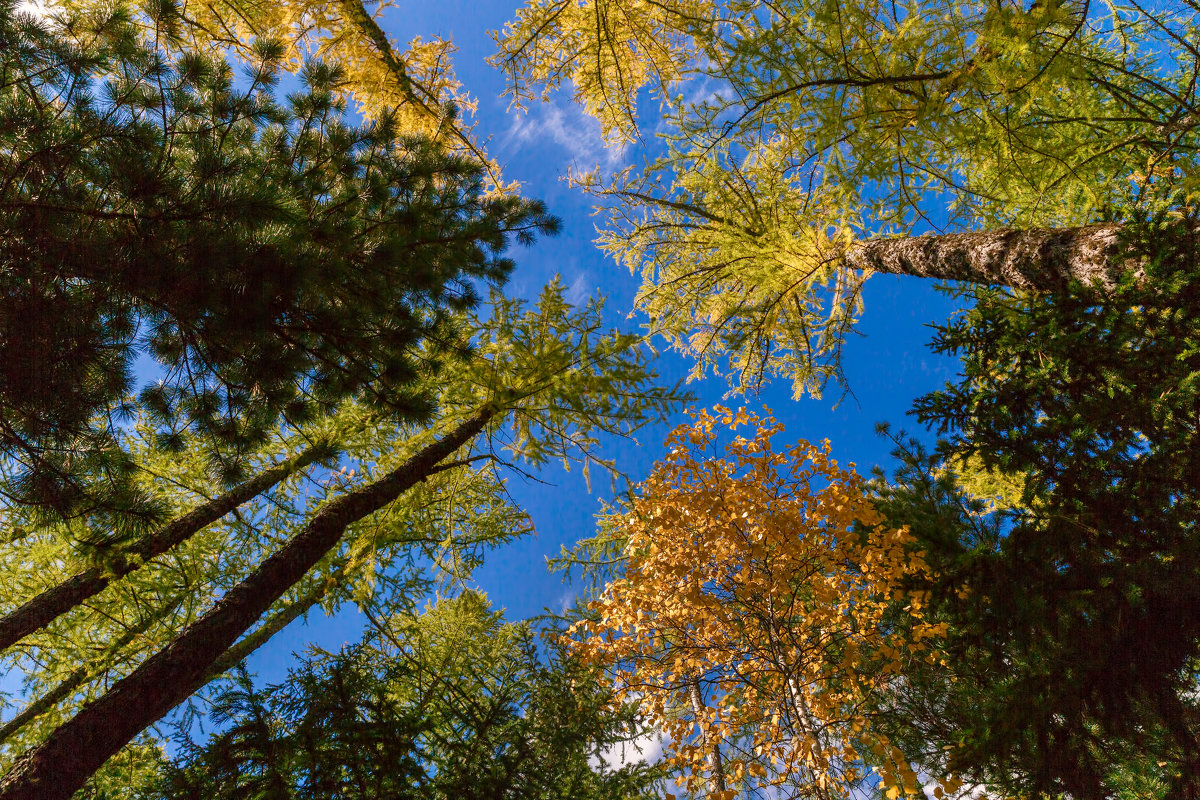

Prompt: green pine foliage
[{"left": 0, "top": 0, "right": 556, "bottom": 525}]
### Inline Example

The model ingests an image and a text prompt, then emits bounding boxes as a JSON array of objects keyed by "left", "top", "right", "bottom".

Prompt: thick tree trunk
[
  {"left": 0, "top": 605, "right": 171, "bottom": 746},
  {"left": 843, "top": 222, "right": 1199, "bottom": 290},
  {"left": 0, "top": 410, "right": 490, "bottom": 800},
  {"left": 0, "top": 445, "right": 326, "bottom": 654}
]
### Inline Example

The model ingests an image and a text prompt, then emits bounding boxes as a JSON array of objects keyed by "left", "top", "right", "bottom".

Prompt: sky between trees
[{"left": 239, "top": 0, "right": 967, "bottom": 676}]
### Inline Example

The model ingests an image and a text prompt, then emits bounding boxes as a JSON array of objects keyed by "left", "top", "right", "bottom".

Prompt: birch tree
[{"left": 570, "top": 407, "right": 952, "bottom": 800}]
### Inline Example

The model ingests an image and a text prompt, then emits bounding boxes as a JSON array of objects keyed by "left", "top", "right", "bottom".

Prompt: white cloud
[
  {"left": 556, "top": 588, "right": 577, "bottom": 615},
  {"left": 563, "top": 268, "right": 593, "bottom": 307},
  {"left": 504, "top": 100, "right": 627, "bottom": 171},
  {"left": 16, "top": 0, "right": 51, "bottom": 17},
  {"left": 590, "top": 727, "right": 665, "bottom": 771}
]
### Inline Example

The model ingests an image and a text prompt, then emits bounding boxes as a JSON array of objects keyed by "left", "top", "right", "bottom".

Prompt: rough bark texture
[
  {"left": 0, "top": 411, "right": 489, "bottom": 800},
  {"left": 0, "top": 446, "right": 325, "bottom": 654},
  {"left": 205, "top": 553, "right": 352, "bottom": 677},
  {"left": 0, "top": 608, "right": 167, "bottom": 746},
  {"left": 844, "top": 222, "right": 1200, "bottom": 290}
]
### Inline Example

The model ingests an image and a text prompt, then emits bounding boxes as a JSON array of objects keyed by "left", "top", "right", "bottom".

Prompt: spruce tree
[{"left": 873, "top": 214, "right": 1200, "bottom": 798}]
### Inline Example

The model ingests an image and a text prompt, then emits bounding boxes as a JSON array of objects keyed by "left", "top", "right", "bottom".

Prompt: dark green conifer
[
  {"left": 876, "top": 213, "right": 1200, "bottom": 798},
  {"left": 0, "top": 0, "right": 556, "bottom": 526}
]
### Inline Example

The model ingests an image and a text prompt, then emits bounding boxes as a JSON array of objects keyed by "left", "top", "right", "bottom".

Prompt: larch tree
[
  {"left": 490, "top": 2, "right": 1200, "bottom": 794},
  {"left": 492, "top": 0, "right": 1200, "bottom": 393},
  {"left": 0, "top": 280, "right": 682, "bottom": 800},
  {"left": 570, "top": 407, "right": 954, "bottom": 800},
  {"left": 0, "top": 4, "right": 686, "bottom": 796}
]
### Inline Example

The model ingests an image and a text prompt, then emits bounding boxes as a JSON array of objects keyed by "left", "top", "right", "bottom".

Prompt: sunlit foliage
[
  {"left": 571, "top": 408, "right": 956, "bottom": 800},
  {"left": 494, "top": 0, "right": 1200, "bottom": 393},
  {"left": 62, "top": 0, "right": 508, "bottom": 188}
]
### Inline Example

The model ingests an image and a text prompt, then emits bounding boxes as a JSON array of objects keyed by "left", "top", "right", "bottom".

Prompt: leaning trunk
[
  {"left": 844, "top": 222, "right": 1199, "bottom": 291},
  {"left": 0, "top": 410, "right": 490, "bottom": 800},
  {"left": 0, "top": 445, "right": 326, "bottom": 654}
]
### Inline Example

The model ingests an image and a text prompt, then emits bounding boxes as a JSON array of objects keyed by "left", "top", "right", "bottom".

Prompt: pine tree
[
  {"left": 0, "top": 282, "right": 682, "bottom": 799},
  {"left": 0, "top": 1, "right": 555, "bottom": 523},
  {"left": 0, "top": 6, "right": 685, "bottom": 796}
]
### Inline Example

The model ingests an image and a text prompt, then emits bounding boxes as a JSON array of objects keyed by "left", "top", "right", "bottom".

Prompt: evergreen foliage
[
  {"left": 143, "top": 594, "right": 661, "bottom": 800},
  {"left": 0, "top": 0, "right": 555, "bottom": 523},
  {"left": 63, "top": 0, "right": 510, "bottom": 191},
  {"left": 873, "top": 214, "right": 1200, "bottom": 798},
  {"left": 0, "top": 282, "right": 682, "bottom": 799}
]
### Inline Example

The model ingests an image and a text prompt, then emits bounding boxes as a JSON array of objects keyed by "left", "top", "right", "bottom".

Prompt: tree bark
[
  {"left": 844, "top": 222, "right": 1199, "bottom": 291},
  {"left": 687, "top": 676, "right": 727, "bottom": 799},
  {"left": 0, "top": 410, "right": 490, "bottom": 800},
  {"left": 0, "top": 605, "right": 171, "bottom": 746},
  {"left": 0, "top": 445, "right": 327, "bottom": 654}
]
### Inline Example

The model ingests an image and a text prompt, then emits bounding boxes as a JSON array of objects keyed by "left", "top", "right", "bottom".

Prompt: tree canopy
[
  {"left": 0, "top": 277, "right": 682, "bottom": 799},
  {"left": 865, "top": 214, "right": 1200, "bottom": 798},
  {"left": 143, "top": 593, "right": 662, "bottom": 800},
  {"left": 1, "top": 0, "right": 554, "bottom": 523},
  {"left": 5, "top": 0, "right": 1200, "bottom": 797},
  {"left": 570, "top": 408, "right": 950, "bottom": 800},
  {"left": 0, "top": 5, "right": 687, "bottom": 796},
  {"left": 494, "top": 0, "right": 1200, "bottom": 393},
  {"left": 61, "top": 0, "right": 510, "bottom": 189}
]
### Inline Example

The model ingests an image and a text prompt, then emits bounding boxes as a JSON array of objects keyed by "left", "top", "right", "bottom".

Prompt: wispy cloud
[
  {"left": 563, "top": 268, "right": 594, "bottom": 306},
  {"left": 504, "top": 100, "right": 627, "bottom": 171}
]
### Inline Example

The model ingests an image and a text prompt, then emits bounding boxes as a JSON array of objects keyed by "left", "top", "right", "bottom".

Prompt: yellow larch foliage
[
  {"left": 493, "top": 0, "right": 715, "bottom": 143},
  {"left": 571, "top": 407, "right": 955, "bottom": 799}
]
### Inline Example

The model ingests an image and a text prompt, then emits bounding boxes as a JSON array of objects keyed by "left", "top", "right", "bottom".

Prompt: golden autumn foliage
[{"left": 570, "top": 407, "right": 960, "bottom": 799}]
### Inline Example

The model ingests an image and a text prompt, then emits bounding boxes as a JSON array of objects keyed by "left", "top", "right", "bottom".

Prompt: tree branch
[
  {"left": 0, "top": 445, "right": 329, "bottom": 655},
  {"left": 0, "top": 408, "right": 491, "bottom": 800}
]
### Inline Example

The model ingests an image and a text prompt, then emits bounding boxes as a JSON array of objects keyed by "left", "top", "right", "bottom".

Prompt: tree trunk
[
  {"left": 0, "top": 410, "right": 490, "bottom": 800},
  {"left": 0, "top": 444, "right": 326, "bottom": 654},
  {"left": 686, "top": 676, "right": 727, "bottom": 799},
  {"left": 844, "top": 222, "right": 1199, "bottom": 291},
  {"left": 0, "top": 604, "right": 172, "bottom": 746}
]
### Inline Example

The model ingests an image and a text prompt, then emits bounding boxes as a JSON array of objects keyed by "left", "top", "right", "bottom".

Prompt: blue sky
[{"left": 247, "top": 0, "right": 967, "bottom": 676}]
